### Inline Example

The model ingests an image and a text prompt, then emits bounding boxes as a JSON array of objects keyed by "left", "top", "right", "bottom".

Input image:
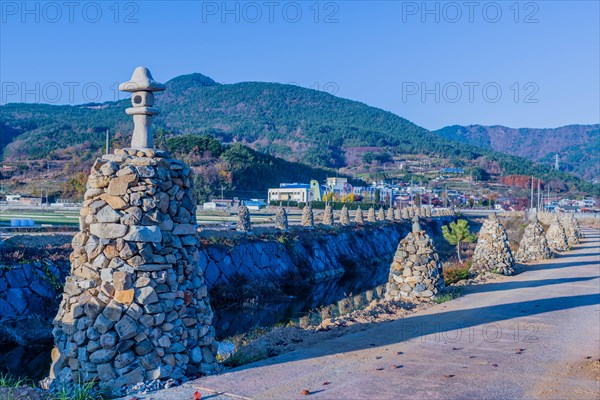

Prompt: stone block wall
[{"left": 0, "top": 261, "right": 67, "bottom": 319}]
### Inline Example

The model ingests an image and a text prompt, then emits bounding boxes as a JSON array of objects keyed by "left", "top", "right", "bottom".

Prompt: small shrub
[{"left": 443, "top": 262, "right": 471, "bottom": 285}]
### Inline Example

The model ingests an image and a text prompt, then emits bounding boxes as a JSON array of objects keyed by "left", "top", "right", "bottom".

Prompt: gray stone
[
  {"left": 89, "top": 348, "right": 116, "bottom": 364},
  {"left": 115, "top": 316, "right": 138, "bottom": 340},
  {"left": 99, "top": 332, "right": 118, "bottom": 349},
  {"left": 89, "top": 223, "right": 128, "bottom": 239},
  {"left": 123, "top": 225, "right": 162, "bottom": 242},
  {"left": 96, "top": 206, "right": 121, "bottom": 223},
  {"left": 93, "top": 313, "right": 114, "bottom": 334}
]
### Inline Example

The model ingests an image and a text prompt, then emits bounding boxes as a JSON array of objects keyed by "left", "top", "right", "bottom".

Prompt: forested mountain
[
  {"left": 1, "top": 73, "right": 597, "bottom": 194},
  {"left": 434, "top": 124, "right": 600, "bottom": 182}
]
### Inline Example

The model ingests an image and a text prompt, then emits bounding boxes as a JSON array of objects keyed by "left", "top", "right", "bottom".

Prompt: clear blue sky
[{"left": 1, "top": 0, "right": 598, "bottom": 130}]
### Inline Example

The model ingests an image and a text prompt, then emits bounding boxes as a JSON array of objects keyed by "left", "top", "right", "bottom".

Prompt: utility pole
[
  {"left": 105, "top": 129, "right": 110, "bottom": 155},
  {"left": 530, "top": 175, "right": 534, "bottom": 210},
  {"left": 537, "top": 179, "right": 541, "bottom": 210}
]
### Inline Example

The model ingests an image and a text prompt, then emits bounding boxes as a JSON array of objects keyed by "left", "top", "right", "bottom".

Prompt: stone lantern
[{"left": 118, "top": 67, "right": 166, "bottom": 149}]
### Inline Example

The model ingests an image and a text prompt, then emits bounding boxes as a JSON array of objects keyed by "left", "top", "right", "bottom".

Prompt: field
[{"left": 0, "top": 207, "right": 304, "bottom": 229}]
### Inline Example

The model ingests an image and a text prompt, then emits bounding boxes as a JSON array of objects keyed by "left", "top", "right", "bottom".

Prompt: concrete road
[{"left": 134, "top": 228, "right": 600, "bottom": 400}]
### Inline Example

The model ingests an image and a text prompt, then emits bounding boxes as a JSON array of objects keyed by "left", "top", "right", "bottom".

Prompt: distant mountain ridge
[
  {"left": 0, "top": 73, "right": 597, "bottom": 194},
  {"left": 433, "top": 124, "right": 600, "bottom": 182}
]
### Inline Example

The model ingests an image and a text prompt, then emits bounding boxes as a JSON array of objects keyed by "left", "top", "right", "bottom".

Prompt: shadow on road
[
  {"left": 229, "top": 293, "right": 600, "bottom": 373},
  {"left": 467, "top": 276, "right": 598, "bottom": 294}
]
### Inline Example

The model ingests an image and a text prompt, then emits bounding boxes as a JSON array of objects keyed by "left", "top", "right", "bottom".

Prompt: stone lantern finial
[
  {"left": 119, "top": 67, "right": 165, "bottom": 149},
  {"left": 412, "top": 215, "right": 422, "bottom": 232}
]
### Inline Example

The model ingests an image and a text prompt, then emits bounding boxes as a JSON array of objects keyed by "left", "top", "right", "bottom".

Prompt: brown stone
[
  {"left": 103, "top": 245, "right": 119, "bottom": 259},
  {"left": 107, "top": 174, "right": 138, "bottom": 196},
  {"left": 113, "top": 271, "right": 133, "bottom": 291},
  {"left": 114, "top": 289, "right": 135, "bottom": 304},
  {"left": 100, "top": 194, "right": 128, "bottom": 210}
]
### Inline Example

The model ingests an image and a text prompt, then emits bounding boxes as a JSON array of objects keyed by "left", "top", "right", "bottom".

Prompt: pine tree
[{"left": 442, "top": 219, "right": 476, "bottom": 264}]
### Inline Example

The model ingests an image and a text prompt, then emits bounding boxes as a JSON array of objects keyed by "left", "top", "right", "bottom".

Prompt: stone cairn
[
  {"left": 515, "top": 214, "right": 551, "bottom": 263},
  {"left": 385, "top": 216, "right": 444, "bottom": 301},
  {"left": 377, "top": 207, "right": 385, "bottom": 221},
  {"left": 367, "top": 207, "right": 376, "bottom": 222},
  {"left": 470, "top": 213, "right": 515, "bottom": 275},
  {"left": 386, "top": 207, "right": 394, "bottom": 221},
  {"left": 546, "top": 214, "right": 569, "bottom": 252},
  {"left": 561, "top": 214, "right": 581, "bottom": 246},
  {"left": 50, "top": 67, "right": 219, "bottom": 393},
  {"left": 425, "top": 207, "right": 432, "bottom": 218},
  {"left": 401, "top": 208, "right": 409, "bottom": 220},
  {"left": 394, "top": 208, "right": 402, "bottom": 221},
  {"left": 355, "top": 206, "right": 364, "bottom": 224},
  {"left": 274, "top": 207, "right": 288, "bottom": 231},
  {"left": 236, "top": 202, "right": 252, "bottom": 233},
  {"left": 301, "top": 204, "right": 314, "bottom": 228},
  {"left": 322, "top": 203, "right": 334, "bottom": 226},
  {"left": 340, "top": 205, "right": 350, "bottom": 225}
]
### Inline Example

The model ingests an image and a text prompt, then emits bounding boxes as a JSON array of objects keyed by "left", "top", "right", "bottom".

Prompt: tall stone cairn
[
  {"left": 377, "top": 207, "right": 386, "bottom": 221},
  {"left": 236, "top": 202, "right": 252, "bottom": 233},
  {"left": 546, "top": 215, "right": 569, "bottom": 252},
  {"left": 470, "top": 213, "right": 515, "bottom": 275},
  {"left": 355, "top": 206, "right": 364, "bottom": 224},
  {"left": 367, "top": 207, "right": 376, "bottom": 222},
  {"left": 516, "top": 215, "right": 552, "bottom": 263},
  {"left": 340, "top": 205, "right": 351, "bottom": 225},
  {"left": 275, "top": 207, "right": 288, "bottom": 231},
  {"left": 322, "top": 204, "right": 334, "bottom": 226},
  {"left": 50, "top": 67, "right": 219, "bottom": 393},
  {"left": 394, "top": 208, "right": 402, "bottom": 221},
  {"left": 386, "top": 207, "right": 394, "bottom": 221},
  {"left": 561, "top": 214, "right": 581, "bottom": 246},
  {"left": 425, "top": 207, "right": 432, "bottom": 217},
  {"left": 385, "top": 216, "right": 444, "bottom": 301},
  {"left": 301, "top": 204, "right": 314, "bottom": 228},
  {"left": 401, "top": 208, "right": 409, "bottom": 220}
]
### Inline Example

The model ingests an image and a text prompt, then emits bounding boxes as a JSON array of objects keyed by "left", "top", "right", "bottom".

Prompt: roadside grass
[
  {"left": 0, "top": 372, "right": 27, "bottom": 388},
  {"left": 435, "top": 287, "right": 464, "bottom": 304},
  {"left": 47, "top": 380, "right": 106, "bottom": 400}
]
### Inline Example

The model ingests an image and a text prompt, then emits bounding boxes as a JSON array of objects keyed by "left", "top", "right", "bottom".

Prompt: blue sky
[{"left": 1, "top": 0, "right": 598, "bottom": 130}]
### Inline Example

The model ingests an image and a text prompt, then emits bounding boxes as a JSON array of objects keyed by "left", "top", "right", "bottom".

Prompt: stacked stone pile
[
  {"left": 516, "top": 215, "right": 551, "bottom": 263},
  {"left": 322, "top": 204, "right": 334, "bottom": 226},
  {"left": 50, "top": 67, "right": 219, "bottom": 393},
  {"left": 367, "top": 207, "right": 376, "bottom": 222},
  {"left": 561, "top": 214, "right": 581, "bottom": 246},
  {"left": 275, "top": 207, "right": 288, "bottom": 231},
  {"left": 425, "top": 207, "right": 432, "bottom": 217},
  {"left": 377, "top": 207, "right": 385, "bottom": 221},
  {"left": 470, "top": 214, "right": 514, "bottom": 275},
  {"left": 236, "top": 203, "right": 251, "bottom": 233},
  {"left": 340, "top": 205, "right": 350, "bottom": 225},
  {"left": 301, "top": 205, "right": 314, "bottom": 228},
  {"left": 355, "top": 207, "right": 364, "bottom": 224},
  {"left": 386, "top": 207, "right": 394, "bottom": 221},
  {"left": 51, "top": 149, "right": 219, "bottom": 390},
  {"left": 385, "top": 216, "right": 444, "bottom": 301},
  {"left": 394, "top": 208, "right": 402, "bottom": 221},
  {"left": 546, "top": 215, "right": 569, "bottom": 252},
  {"left": 401, "top": 208, "right": 409, "bottom": 220}
]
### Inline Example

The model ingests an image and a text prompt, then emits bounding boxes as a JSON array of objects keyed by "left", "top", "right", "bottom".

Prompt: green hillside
[{"left": 1, "top": 73, "right": 598, "bottom": 195}]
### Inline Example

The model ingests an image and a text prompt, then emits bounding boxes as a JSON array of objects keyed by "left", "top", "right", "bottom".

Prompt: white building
[{"left": 268, "top": 181, "right": 325, "bottom": 203}]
